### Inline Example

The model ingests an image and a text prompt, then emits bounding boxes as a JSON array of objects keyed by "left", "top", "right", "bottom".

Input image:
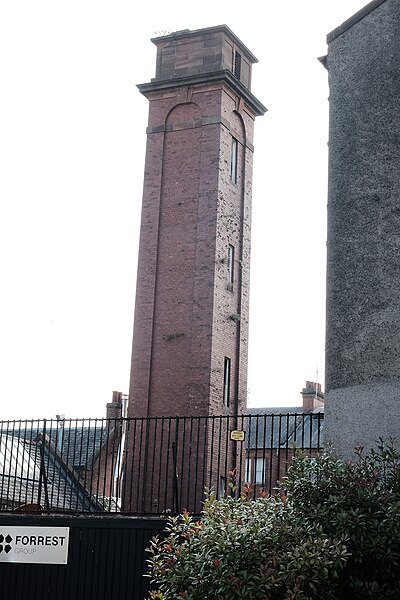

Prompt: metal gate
[{"left": 0, "top": 514, "right": 166, "bottom": 600}]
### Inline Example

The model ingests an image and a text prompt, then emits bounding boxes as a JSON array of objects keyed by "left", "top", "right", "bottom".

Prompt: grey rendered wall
[{"left": 325, "top": 0, "right": 400, "bottom": 459}]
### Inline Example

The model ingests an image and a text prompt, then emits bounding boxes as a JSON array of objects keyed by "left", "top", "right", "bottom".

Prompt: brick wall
[
  {"left": 125, "top": 27, "right": 265, "bottom": 510},
  {"left": 128, "top": 79, "right": 258, "bottom": 419}
]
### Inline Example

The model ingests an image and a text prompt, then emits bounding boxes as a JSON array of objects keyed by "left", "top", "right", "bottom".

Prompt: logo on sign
[{"left": 0, "top": 535, "right": 13, "bottom": 554}]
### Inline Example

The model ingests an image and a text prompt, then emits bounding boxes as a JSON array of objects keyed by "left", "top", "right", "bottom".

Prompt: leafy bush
[
  {"left": 146, "top": 439, "right": 400, "bottom": 599},
  {"left": 284, "top": 438, "right": 400, "bottom": 599},
  {"left": 146, "top": 490, "right": 347, "bottom": 598}
]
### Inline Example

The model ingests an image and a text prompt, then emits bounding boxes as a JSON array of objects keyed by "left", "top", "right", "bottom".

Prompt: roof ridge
[{"left": 327, "top": 0, "right": 388, "bottom": 44}]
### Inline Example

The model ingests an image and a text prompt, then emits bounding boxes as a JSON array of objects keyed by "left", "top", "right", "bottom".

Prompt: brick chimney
[
  {"left": 106, "top": 391, "right": 123, "bottom": 420},
  {"left": 301, "top": 381, "right": 324, "bottom": 412}
]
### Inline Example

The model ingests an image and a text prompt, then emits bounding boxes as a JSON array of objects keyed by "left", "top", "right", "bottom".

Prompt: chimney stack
[
  {"left": 301, "top": 381, "right": 324, "bottom": 412},
  {"left": 106, "top": 391, "right": 123, "bottom": 420}
]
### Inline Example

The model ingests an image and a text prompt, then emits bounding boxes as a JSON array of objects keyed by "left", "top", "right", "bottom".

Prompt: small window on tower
[
  {"left": 230, "top": 137, "right": 238, "bottom": 184},
  {"left": 227, "top": 244, "right": 234, "bottom": 290},
  {"left": 234, "top": 50, "right": 242, "bottom": 80},
  {"left": 223, "top": 357, "right": 231, "bottom": 407}
]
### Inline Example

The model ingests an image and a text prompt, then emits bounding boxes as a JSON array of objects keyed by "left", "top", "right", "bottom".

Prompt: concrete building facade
[{"left": 324, "top": 0, "right": 400, "bottom": 458}]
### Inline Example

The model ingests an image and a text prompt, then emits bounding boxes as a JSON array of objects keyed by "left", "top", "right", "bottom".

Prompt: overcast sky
[{"left": 0, "top": 0, "right": 370, "bottom": 419}]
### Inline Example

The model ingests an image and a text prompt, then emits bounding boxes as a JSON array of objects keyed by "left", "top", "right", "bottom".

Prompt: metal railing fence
[{"left": 0, "top": 412, "right": 323, "bottom": 515}]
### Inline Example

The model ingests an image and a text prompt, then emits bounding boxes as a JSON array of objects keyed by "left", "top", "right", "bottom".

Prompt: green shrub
[
  {"left": 284, "top": 439, "right": 400, "bottom": 599},
  {"left": 146, "top": 493, "right": 348, "bottom": 599},
  {"left": 146, "top": 439, "right": 400, "bottom": 599}
]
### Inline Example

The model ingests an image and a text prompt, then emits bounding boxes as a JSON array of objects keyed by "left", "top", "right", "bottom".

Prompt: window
[
  {"left": 0, "top": 435, "right": 40, "bottom": 480},
  {"left": 245, "top": 458, "right": 252, "bottom": 483},
  {"left": 255, "top": 457, "right": 266, "bottom": 485},
  {"left": 234, "top": 50, "right": 241, "bottom": 80},
  {"left": 223, "top": 357, "right": 231, "bottom": 407},
  {"left": 245, "top": 457, "right": 266, "bottom": 485},
  {"left": 219, "top": 476, "right": 226, "bottom": 499},
  {"left": 230, "top": 137, "right": 238, "bottom": 184},
  {"left": 227, "top": 244, "right": 234, "bottom": 289}
]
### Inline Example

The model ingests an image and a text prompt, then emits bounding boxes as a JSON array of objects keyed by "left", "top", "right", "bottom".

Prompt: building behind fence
[{"left": 0, "top": 403, "right": 323, "bottom": 515}]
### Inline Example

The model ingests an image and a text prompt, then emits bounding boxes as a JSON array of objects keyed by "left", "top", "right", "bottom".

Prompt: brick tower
[
  {"left": 128, "top": 25, "right": 265, "bottom": 421},
  {"left": 124, "top": 26, "right": 265, "bottom": 512}
]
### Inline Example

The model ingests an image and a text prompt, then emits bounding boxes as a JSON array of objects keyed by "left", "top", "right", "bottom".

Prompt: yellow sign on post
[{"left": 230, "top": 430, "right": 245, "bottom": 442}]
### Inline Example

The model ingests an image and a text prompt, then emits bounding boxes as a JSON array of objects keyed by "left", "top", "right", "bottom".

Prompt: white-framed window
[
  {"left": 255, "top": 457, "right": 265, "bottom": 485},
  {"left": 245, "top": 457, "right": 252, "bottom": 483},
  {"left": 245, "top": 457, "right": 266, "bottom": 485}
]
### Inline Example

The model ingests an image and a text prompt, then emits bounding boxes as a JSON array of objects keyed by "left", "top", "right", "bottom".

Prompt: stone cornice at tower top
[
  {"left": 137, "top": 70, "right": 267, "bottom": 118},
  {"left": 145, "top": 24, "right": 265, "bottom": 107},
  {"left": 151, "top": 25, "right": 259, "bottom": 65},
  {"left": 327, "top": 0, "right": 388, "bottom": 43}
]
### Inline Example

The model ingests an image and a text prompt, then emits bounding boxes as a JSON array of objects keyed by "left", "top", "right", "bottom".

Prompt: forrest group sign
[{"left": 0, "top": 527, "right": 69, "bottom": 564}]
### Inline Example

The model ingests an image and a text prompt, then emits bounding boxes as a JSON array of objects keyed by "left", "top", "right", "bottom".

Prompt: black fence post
[
  {"left": 171, "top": 440, "right": 180, "bottom": 514},
  {"left": 37, "top": 419, "right": 50, "bottom": 513}
]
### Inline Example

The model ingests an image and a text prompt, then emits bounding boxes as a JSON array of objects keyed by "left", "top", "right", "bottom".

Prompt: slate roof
[
  {"left": 0, "top": 420, "right": 115, "bottom": 470},
  {"left": 246, "top": 408, "right": 324, "bottom": 450},
  {"left": 0, "top": 432, "right": 103, "bottom": 512}
]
